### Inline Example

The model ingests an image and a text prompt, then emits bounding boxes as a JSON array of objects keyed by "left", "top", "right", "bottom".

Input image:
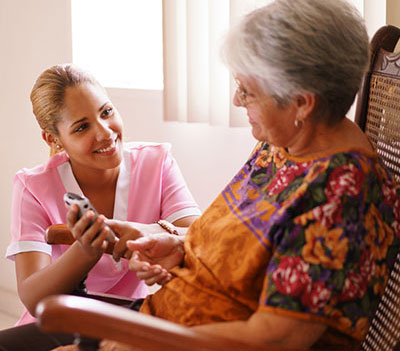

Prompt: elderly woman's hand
[
  {"left": 127, "top": 233, "right": 185, "bottom": 286},
  {"left": 106, "top": 220, "right": 164, "bottom": 262}
]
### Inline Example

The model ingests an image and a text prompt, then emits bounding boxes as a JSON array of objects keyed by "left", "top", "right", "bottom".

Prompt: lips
[
  {"left": 94, "top": 132, "right": 119, "bottom": 154},
  {"left": 95, "top": 144, "right": 115, "bottom": 153}
]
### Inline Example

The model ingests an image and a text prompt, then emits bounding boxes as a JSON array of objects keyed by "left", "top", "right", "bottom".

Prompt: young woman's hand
[
  {"left": 107, "top": 220, "right": 169, "bottom": 262},
  {"left": 66, "top": 204, "right": 112, "bottom": 259},
  {"left": 127, "top": 233, "right": 185, "bottom": 286}
]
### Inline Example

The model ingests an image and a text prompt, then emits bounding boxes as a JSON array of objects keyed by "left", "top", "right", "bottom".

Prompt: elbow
[{"left": 17, "top": 285, "right": 40, "bottom": 317}]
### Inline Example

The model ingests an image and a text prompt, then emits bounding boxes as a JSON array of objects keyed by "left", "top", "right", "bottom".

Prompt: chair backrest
[
  {"left": 354, "top": 25, "right": 400, "bottom": 351},
  {"left": 355, "top": 25, "right": 400, "bottom": 183}
]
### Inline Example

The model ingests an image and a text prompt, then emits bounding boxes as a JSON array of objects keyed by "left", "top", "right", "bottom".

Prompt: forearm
[
  {"left": 191, "top": 311, "right": 326, "bottom": 349},
  {"left": 16, "top": 242, "right": 100, "bottom": 315},
  {"left": 172, "top": 215, "right": 198, "bottom": 229},
  {"left": 192, "top": 320, "right": 268, "bottom": 347}
]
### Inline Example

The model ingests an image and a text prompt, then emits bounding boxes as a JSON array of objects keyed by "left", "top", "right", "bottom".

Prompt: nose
[
  {"left": 95, "top": 119, "right": 113, "bottom": 141},
  {"left": 233, "top": 89, "right": 242, "bottom": 107}
]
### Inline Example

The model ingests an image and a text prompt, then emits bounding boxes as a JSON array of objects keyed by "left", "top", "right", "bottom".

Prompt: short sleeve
[
  {"left": 6, "top": 173, "right": 52, "bottom": 260},
  {"left": 160, "top": 150, "right": 201, "bottom": 222}
]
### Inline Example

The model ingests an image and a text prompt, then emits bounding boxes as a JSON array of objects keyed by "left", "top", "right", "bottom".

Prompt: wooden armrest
[
  {"left": 45, "top": 224, "right": 115, "bottom": 255},
  {"left": 36, "top": 295, "right": 281, "bottom": 351},
  {"left": 85, "top": 291, "right": 134, "bottom": 306}
]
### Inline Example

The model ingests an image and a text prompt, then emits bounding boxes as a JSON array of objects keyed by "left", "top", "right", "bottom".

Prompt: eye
[
  {"left": 102, "top": 107, "right": 114, "bottom": 117},
  {"left": 74, "top": 123, "right": 88, "bottom": 133},
  {"left": 240, "top": 87, "right": 248, "bottom": 98}
]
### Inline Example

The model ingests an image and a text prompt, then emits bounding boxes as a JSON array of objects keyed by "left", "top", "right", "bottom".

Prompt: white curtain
[
  {"left": 163, "top": 0, "right": 380, "bottom": 127},
  {"left": 163, "top": 0, "right": 270, "bottom": 127}
]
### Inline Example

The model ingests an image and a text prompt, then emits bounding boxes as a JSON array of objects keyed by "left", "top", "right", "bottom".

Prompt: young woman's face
[{"left": 56, "top": 83, "right": 124, "bottom": 173}]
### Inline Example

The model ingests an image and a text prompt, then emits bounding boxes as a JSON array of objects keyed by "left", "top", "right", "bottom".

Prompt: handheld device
[{"left": 63, "top": 192, "right": 117, "bottom": 242}]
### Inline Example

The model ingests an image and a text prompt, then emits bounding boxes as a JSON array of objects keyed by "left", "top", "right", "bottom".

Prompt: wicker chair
[
  {"left": 354, "top": 25, "right": 400, "bottom": 183},
  {"left": 36, "top": 25, "right": 400, "bottom": 351},
  {"left": 354, "top": 25, "right": 400, "bottom": 351}
]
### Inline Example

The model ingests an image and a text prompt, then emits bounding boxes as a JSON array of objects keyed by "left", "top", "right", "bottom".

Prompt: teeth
[
  {"left": 97, "top": 143, "right": 114, "bottom": 153},
  {"left": 95, "top": 133, "right": 119, "bottom": 153}
]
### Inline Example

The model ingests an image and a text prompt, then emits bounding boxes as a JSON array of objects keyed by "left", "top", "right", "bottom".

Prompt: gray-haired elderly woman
[{"left": 24, "top": 0, "right": 400, "bottom": 350}]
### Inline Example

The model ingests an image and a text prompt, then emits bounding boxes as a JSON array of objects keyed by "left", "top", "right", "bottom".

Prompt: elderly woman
[
  {"left": 106, "top": 0, "right": 399, "bottom": 349},
  {"left": 11, "top": 0, "right": 400, "bottom": 350}
]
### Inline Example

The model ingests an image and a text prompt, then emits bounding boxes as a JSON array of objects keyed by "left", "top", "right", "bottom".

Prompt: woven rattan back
[
  {"left": 365, "top": 72, "right": 400, "bottom": 182},
  {"left": 356, "top": 25, "right": 400, "bottom": 351}
]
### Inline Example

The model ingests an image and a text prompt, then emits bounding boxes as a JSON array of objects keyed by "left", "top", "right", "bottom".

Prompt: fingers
[
  {"left": 66, "top": 204, "right": 80, "bottom": 230},
  {"left": 129, "top": 251, "right": 170, "bottom": 286},
  {"left": 128, "top": 251, "right": 150, "bottom": 271},
  {"left": 142, "top": 269, "right": 171, "bottom": 286},
  {"left": 157, "top": 273, "right": 173, "bottom": 286},
  {"left": 126, "top": 237, "right": 154, "bottom": 252},
  {"left": 135, "top": 263, "right": 170, "bottom": 286},
  {"left": 123, "top": 250, "right": 133, "bottom": 260},
  {"left": 70, "top": 211, "right": 110, "bottom": 251},
  {"left": 112, "top": 235, "right": 139, "bottom": 262},
  {"left": 104, "top": 219, "right": 127, "bottom": 238}
]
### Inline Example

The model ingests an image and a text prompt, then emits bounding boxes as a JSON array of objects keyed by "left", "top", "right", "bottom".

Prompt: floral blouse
[
  {"left": 142, "top": 142, "right": 400, "bottom": 345},
  {"left": 255, "top": 143, "right": 400, "bottom": 339}
]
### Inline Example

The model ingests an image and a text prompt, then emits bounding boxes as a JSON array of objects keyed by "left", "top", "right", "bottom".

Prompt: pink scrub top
[{"left": 6, "top": 142, "right": 201, "bottom": 325}]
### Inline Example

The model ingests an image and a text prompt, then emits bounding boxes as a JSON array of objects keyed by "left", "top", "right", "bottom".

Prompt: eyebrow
[{"left": 69, "top": 102, "right": 109, "bottom": 129}]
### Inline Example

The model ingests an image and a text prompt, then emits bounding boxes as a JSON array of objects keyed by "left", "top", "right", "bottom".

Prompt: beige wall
[
  {"left": 0, "top": 0, "right": 255, "bottom": 317},
  {"left": 0, "top": 0, "right": 73, "bottom": 316}
]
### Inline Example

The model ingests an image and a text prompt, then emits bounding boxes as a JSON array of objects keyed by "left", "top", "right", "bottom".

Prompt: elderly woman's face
[{"left": 234, "top": 75, "right": 298, "bottom": 147}]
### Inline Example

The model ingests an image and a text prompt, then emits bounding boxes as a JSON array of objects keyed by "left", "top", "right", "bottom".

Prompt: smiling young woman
[{"left": 1, "top": 64, "right": 201, "bottom": 349}]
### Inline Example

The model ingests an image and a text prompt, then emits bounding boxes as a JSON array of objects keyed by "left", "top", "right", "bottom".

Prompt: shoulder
[
  {"left": 124, "top": 141, "right": 171, "bottom": 153},
  {"left": 321, "top": 150, "right": 384, "bottom": 183},
  {"left": 123, "top": 141, "right": 172, "bottom": 162},
  {"left": 14, "top": 152, "right": 69, "bottom": 187}
]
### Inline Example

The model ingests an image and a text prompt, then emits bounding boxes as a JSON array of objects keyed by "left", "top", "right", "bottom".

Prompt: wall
[
  {"left": 0, "top": 0, "right": 255, "bottom": 319},
  {"left": 0, "top": 0, "right": 73, "bottom": 318},
  {"left": 387, "top": 0, "right": 400, "bottom": 28}
]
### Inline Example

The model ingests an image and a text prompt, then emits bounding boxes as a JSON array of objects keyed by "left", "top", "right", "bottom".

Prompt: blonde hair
[{"left": 30, "top": 64, "right": 101, "bottom": 155}]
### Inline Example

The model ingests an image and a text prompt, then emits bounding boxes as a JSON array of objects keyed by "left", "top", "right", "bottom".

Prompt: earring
[
  {"left": 294, "top": 119, "right": 304, "bottom": 128},
  {"left": 55, "top": 144, "right": 62, "bottom": 149}
]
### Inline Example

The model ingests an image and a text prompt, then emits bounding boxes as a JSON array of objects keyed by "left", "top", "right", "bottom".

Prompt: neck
[
  {"left": 287, "top": 118, "right": 357, "bottom": 157},
  {"left": 70, "top": 162, "right": 120, "bottom": 194}
]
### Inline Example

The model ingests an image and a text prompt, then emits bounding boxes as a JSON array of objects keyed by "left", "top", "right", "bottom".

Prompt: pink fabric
[{"left": 7, "top": 142, "right": 200, "bottom": 325}]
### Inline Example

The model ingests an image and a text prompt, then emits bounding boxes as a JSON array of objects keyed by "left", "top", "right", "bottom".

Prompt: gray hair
[{"left": 221, "top": 0, "right": 369, "bottom": 124}]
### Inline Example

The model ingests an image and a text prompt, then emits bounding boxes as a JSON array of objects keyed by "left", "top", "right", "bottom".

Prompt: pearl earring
[{"left": 294, "top": 119, "right": 304, "bottom": 128}]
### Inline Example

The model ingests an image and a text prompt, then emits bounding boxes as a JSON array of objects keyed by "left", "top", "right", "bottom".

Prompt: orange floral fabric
[{"left": 140, "top": 142, "right": 400, "bottom": 343}]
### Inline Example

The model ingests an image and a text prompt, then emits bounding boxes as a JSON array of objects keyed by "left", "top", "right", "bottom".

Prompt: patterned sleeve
[
  {"left": 160, "top": 148, "right": 201, "bottom": 222},
  {"left": 259, "top": 157, "right": 399, "bottom": 339},
  {"left": 6, "top": 172, "right": 52, "bottom": 260}
]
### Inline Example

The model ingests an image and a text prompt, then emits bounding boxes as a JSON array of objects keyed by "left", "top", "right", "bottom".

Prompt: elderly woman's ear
[{"left": 294, "top": 93, "right": 316, "bottom": 123}]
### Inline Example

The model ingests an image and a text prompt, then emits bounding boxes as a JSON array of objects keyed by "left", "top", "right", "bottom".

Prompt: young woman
[{"left": 5, "top": 64, "right": 200, "bottom": 329}]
